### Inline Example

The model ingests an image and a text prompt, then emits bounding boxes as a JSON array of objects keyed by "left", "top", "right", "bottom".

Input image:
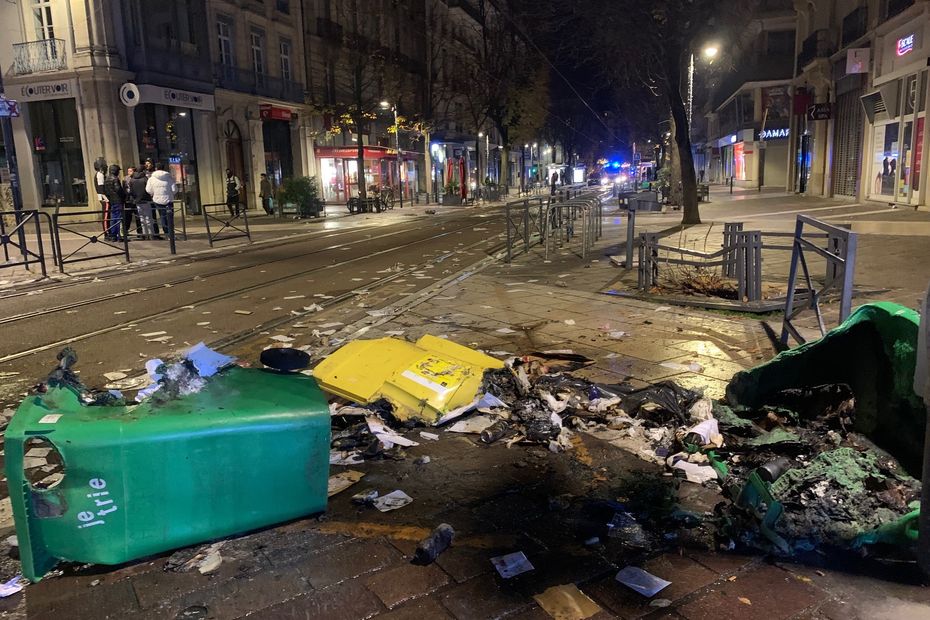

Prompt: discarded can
[
  {"left": 756, "top": 457, "right": 792, "bottom": 483},
  {"left": 480, "top": 420, "right": 510, "bottom": 444},
  {"left": 412, "top": 523, "right": 455, "bottom": 565}
]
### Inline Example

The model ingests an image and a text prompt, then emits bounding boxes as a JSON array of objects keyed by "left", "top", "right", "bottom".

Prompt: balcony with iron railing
[
  {"left": 796, "top": 29, "right": 834, "bottom": 75},
  {"left": 12, "top": 39, "right": 68, "bottom": 75},
  {"left": 214, "top": 64, "right": 304, "bottom": 103}
]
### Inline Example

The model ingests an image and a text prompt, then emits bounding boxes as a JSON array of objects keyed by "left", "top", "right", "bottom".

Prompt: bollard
[{"left": 625, "top": 208, "right": 636, "bottom": 270}]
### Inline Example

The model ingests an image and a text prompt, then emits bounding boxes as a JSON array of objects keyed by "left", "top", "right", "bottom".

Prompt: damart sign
[{"left": 758, "top": 128, "right": 789, "bottom": 140}]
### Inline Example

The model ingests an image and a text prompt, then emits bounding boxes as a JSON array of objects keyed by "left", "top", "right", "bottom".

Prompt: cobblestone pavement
[{"left": 3, "top": 189, "right": 930, "bottom": 619}]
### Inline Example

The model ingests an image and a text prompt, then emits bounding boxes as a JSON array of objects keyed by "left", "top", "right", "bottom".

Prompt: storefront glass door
[
  {"left": 27, "top": 99, "right": 86, "bottom": 206},
  {"left": 870, "top": 123, "right": 899, "bottom": 198}
]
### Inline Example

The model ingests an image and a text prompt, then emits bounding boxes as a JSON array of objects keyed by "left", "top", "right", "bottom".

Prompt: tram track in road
[
  {"left": 0, "top": 220, "right": 506, "bottom": 366},
  {"left": 0, "top": 213, "right": 497, "bottom": 326},
  {"left": 0, "top": 208, "right": 500, "bottom": 302}
]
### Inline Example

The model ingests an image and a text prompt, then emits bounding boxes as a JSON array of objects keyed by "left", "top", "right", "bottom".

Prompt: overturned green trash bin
[{"left": 5, "top": 366, "right": 330, "bottom": 582}]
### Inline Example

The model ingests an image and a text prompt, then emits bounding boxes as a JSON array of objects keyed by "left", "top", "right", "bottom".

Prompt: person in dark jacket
[
  {"left": 123, "top": 167, "right": 143, "bottom": 240},
  {"left": 103, "top": 164, "right": 126, "bottom": 241},
  {"left": 128, "top": 165, "right": 156, "bottom": 239}
]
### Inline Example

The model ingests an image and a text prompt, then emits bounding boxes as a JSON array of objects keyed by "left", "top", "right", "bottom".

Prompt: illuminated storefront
[{"left": 315, "top": 145, "right": 418, "bottom": 202}]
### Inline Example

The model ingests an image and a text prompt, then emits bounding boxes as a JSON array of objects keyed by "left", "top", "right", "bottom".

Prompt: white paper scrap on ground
[
  {"left": 0, "top": 575, "right": 27, "bottom": 598},
  {"left": 185, "top": 343, "right": 235, "bottom": 377},
  {"left": 140, "top": 331, "right": 167, "bottom": 338},
  {"left": 477, "top": 393, "right": 509, "bottom": 409},
  {"left": 419, "top": 431, "right": 439, "bottom": 441},
  {"left": 564, "top": 319, "right": 576, "bottom": 325},
  {"left": 234, "top": 310, "right": 253, "bottom": 315},
  {"left": 668, "top": 455, "right": 718, "bottom": 484},
  {"left": 447, "top": 415, "right": 496, "bottom": 434},
  {"left": 372, "top": 490, "right": 413, "bottom": 512},
  {"left": 496, "top": 327, "right": 517, "bottom": 334},
  {"left": 491, "top": 551, "right": 535, "bottom": 578},
  {"left": 686, "top": 419, "right": 720, "bottom": 445},
  {"left": 330, "top": 450, "right": 364, "bottom": 466},
  {"left": 103, "top": 371, "right": 127, "bottom": 382},
  {"left": 615, "top": 566, "right": 671, "bottom": 597},
  {"left": 270, "top": 335, "right": 295, "bottom": 343},
  {"left": 366, "top": 416, "right": 419, "bottom": 448},
  {"left": 659, "top": 361, "right": 704, "bottom": 373}
]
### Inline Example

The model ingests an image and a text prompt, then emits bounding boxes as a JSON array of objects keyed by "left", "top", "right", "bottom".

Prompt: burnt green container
[{"left": 5, "top": 367, "right": 330, "bottom": 582}]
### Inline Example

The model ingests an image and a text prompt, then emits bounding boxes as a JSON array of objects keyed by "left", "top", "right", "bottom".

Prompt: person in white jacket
[{"left": 145, "top": 161, "right": 177, "bottom": 240}]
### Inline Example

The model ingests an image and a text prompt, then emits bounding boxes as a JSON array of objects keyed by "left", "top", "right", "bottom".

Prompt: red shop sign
[{"left": 260, "top": 104, "right": 294, "bottom": 121}]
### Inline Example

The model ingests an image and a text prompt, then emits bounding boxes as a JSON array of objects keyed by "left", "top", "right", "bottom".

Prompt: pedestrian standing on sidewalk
[
  {"left": 147, "top": 161, "right": 177, "bottom": 241},
  {"left": 103, "top": 164, "right": 126, "bottom": 241},
  {"left": 123, "top": 166, "right": 143, "bottom": 240},
  {"left": 259, "top": 173, "right": 275, "bottom": 215},
  {"left": 142, "top": 158, "right": 161, "bottom": 239},
  {"left": 94, "top": 158, "right": 109, "bottom": 236},
  {"left": 129, "top": 165, "right": 155, "bottom": 240},
  {"left": 225, "top": 169, "right": 243, "bottom": 217}
]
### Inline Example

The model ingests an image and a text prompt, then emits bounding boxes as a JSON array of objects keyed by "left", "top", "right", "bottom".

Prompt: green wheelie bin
[{"left": 5, "top": 366, "right": 330, "bottom": 582}]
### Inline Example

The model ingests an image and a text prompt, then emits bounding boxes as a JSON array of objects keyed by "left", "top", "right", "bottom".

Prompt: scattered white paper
[
  {"left": 564, "top": 319, "right": 576, "bottom": 326},
  {"left": 196, "top": 321, "right": 211, "bottom": 326},
  {"left": 103, "top": 371, "right": 127, "bottom": 382},
  {"left": 654, "top": 306, "right": 672, "bottom": 313},
  {"left": 668, "top": 455, "right": 718, "bottom": 484},
  {"left": 477, "top": 393, "right": 508, "bottom": 409},
  {"left": 283, "top": 295, "right": 306, "bottom": 300},
  {"left": 491, "top": 552, "right": 535, "bottom": 578},
  {"left": 318, "top": 322, "right": 343, "bottom": 329},
  {"left": 270, "top": 335, "right": 295, "bottom": 343},
  {"left": 615, "top": 566, "right": 671, "bottom": 597},
  {"left": 496, "top": 327, "right": 517, "bottom": 334},
  {"left": 185, "top": 343, "right": 235, "bottom": 377},
  {"left": 419, "top": 431, "right": 439, "bottom": 441},
  {"left": 659, "top": 361, "right": 704, "bottom": 373},
  {"left": 140, "top": 331, "right": 167, "bottom": 338},
  {"left": 609, "top": 331, "right": 629, "bottom": 339},
  {"left": 147, "top": 335, "right": 173, "bottom": 343},
  {"left": 303, "top": 304, "right": 324, "bottom": 312},
  {"left": 447, "top": 415, "right": 496, "bottom": 434},
  {"left": 385, "top": 330, "right": 406, "bottom": 337},
  {"left": 38, "top": 414, "right": 62, "bottom": 424},
  {"left": 372, "top": 490, "right": 413, "bottom": 512},
  {"left": 234, "top": 310, "right": 253, "bottom": 315},
  {"left": 0, "top": 575, "right": 26, "bottom": 598},
  {"left": 330, "top": 450, "right": 364, "bottom": 466},
  {"left": 686, "top": 419, "right": 720, "bottom": 445},
  {"left": 366, "top": 416, "right": 419, "bottom": 448}
]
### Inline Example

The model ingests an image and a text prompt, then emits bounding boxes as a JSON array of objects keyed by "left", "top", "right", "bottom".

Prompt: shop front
[
  {"left": 122, "top": 83, "right": 214, "bottom": 214},
  {"left": 16, "top": 78, "right": 86, "bottom": 206},
  {"left": 861, "top": 19, "right": 930, "bottom": 206},
  {"left": 260, "top": 104, "right": 295, "bottom": 186},
  {"left": 316, "top": 145, "right": 419, "bottom": 203}
]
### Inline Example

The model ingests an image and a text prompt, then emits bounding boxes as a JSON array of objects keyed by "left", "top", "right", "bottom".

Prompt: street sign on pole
[
  {"left": 807, "top": 103, "right": 832, "bottom": 121},
  {"left": 0, "top": 95, "right": 21, "bottom": 118}
]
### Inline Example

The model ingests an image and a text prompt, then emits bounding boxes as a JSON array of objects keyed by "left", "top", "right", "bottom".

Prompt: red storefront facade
[{"left": 315, "top": 145, "right": 419, "bottom": 202}]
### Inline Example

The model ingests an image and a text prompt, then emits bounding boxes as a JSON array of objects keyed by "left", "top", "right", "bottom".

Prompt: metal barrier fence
[
  {"left": 202, "top": 202, "right": 251, "bottom": 247},
  {"left": 637, "top": 230, "right": 762, "bottom": 301},
  {"left": 504, "top": 197, "right": 547, "bottom": 262},
  {"left": 780, "top": 215, "right": 857, "bottom": 346},
  {"left": 543, "top": 192, "right": 605, "bottom": 261},
  {"left": 52, "top": 207, "right": 129, "bottom": 273},
  {"left": 0, "top": 210, "right": 50, "bottom": 277}
]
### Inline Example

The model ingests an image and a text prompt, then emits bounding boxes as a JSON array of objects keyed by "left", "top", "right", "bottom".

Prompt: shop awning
[{"left": 315, "top": 145, "right": 421, "bottom": 160}]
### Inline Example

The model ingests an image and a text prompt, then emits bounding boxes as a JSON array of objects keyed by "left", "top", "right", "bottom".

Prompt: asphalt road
[{"left": 0, "top": 207, "right": 508, "bottom": 408}]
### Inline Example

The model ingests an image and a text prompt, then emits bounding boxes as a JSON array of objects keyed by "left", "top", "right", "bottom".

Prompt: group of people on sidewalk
[
  {"left": 224, "top": 169, "right": 276, "bottom": 218},
  {"left": 93, "top": 158, "right": 177, "bottom": 242}
]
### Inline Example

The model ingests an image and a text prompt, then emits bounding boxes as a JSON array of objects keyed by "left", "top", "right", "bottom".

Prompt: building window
[
  {"left": 276, "top": 0, "right": 290, "bottom": 14},
  {"left": 280, "top": 39, "right": 292, "bottom": 82},
  {"left": 217, "top": 18, "right": 234, "bottom": 66},
  {"left": 251, "top": 29, "right": 266, "bottom": 80},
  {"left": 32, "top": 0, "right": 54, "bottom": 40}
]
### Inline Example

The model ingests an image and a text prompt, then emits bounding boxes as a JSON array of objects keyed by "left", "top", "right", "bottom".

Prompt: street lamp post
[{"left": 380, "top": 101, "right": 403, "bottom": 209}]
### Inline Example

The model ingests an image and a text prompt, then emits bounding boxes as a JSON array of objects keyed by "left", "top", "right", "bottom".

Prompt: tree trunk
[
  {"left": 424, "top": 130, "right": 432, "bottom": 198},
  {"left": 666, "top": 49, "right": 700, "bottom": 225},
  {"left": 500, "top": 146, "right": 509, "bottom": 192},
  {"left": 669, "top": 116, "right": 683, "bottom": 206},
  {"left": 355, "top": 121, "right": 366, "bottom": 200}
]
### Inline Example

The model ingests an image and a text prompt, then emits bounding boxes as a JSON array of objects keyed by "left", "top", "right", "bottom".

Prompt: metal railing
[
  {"left": 637, "top": 230, "right": 763, "bottom": 301},
  {"left": 202, "top": 203, "right": 251, "bottom": 247},
  {"left": 1, "top": 210, "right": 51, "bottom": 277},
  {"left": 780, "top": 215, "right": 857, "bottom": 346},
  {"left": 12, "top": 39, "right": 67, "bottom": 75},
  {"left": 214, "top": 64, "right": 304, "bottom": 103},
  {"left": 504, "top": 197, "right": 547, "bottom": 262},
  {"left": 52, "top": 207, "right": 130, "bottom": 273},
  {"left": 543, "top": 192, "right": 605, "bottom": 261}
]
